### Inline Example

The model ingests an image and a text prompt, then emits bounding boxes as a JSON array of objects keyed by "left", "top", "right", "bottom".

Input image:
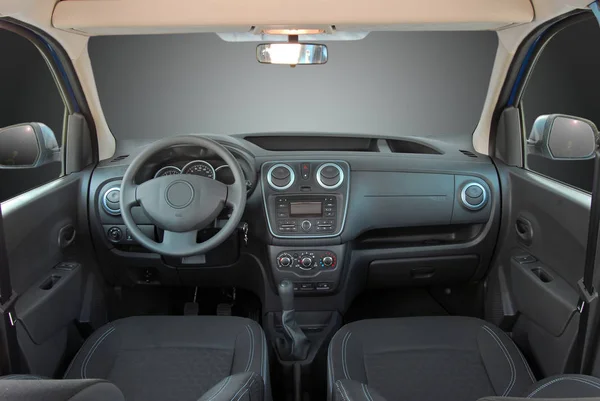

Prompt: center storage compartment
[{"left": 368, "top": 255, "right": 479, "bottom": 288}]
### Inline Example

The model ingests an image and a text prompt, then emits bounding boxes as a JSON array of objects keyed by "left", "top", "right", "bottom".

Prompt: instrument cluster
[{"left": 154, "top": 159, "right": 241, "bottom": 186}]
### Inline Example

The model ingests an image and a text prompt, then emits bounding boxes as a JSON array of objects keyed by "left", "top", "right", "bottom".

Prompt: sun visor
[{"left": 52, "top": 0, "right": 534, "bottom": 35}]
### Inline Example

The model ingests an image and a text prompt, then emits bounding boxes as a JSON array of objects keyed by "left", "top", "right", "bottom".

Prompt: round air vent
[
  {"left": 460, "top": 183, "right": 488, "bottom": 211},
  {"left": 102, "top": 187, "right": 121, "bottom": 216},
  {"left": 267, "top": 164, "right": 295, "bottom": 190},
  {"left": 316, "top": 163, "right": 344, "bottom": 189}
]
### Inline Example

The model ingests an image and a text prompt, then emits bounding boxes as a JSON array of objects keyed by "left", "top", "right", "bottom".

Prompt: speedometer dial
[
  {"left": 154, "top": 166, "right": 181, "bottom": 178},
  {"left": 181, "top": 160, "right": 215, "bottom": 179}
]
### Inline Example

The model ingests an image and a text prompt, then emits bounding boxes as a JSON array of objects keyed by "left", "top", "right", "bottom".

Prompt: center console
[{"left": 262, "top": 161, "right": 350, "bottom": 294}]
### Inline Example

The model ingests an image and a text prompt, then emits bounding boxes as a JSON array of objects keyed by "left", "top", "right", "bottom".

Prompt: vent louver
[
  {"left": 459, "top": 150, "right": 477, "bottom": 158},
  {"left": 110, "top": 154, "right": 129, "bottom": 162}
]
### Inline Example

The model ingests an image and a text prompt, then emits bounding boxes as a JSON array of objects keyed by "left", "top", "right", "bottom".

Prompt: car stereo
[{"left": 274, "top": 195, "right": 338, "bottom": 234}]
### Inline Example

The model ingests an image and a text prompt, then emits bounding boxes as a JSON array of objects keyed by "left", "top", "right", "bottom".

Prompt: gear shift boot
[{"left": 276, "top": 280, "right": 310, "bottom": 360}]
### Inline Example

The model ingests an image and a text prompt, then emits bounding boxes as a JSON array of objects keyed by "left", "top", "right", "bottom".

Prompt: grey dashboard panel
[
  {"left": 345, "top": 172, "right": 455, "bottom": 234},
  {"left": 342, "top": 172, "right": 492, "bottom": 241}
]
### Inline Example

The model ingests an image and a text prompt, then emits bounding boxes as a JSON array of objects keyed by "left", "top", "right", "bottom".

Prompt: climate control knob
[
  {"left": 322, "top": 256, "right": 334, "bottom": 267},
  {"left": 300, "top": 257, "right": 313, "bottom": 269},
  {"left": 278, "top": 253, "right": 293, "bottom": 267}
]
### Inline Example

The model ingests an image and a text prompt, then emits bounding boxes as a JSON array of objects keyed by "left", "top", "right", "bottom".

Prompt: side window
[
  {"left": 521, "top": 16, "right": 600, "bottom": 192},
  {"left": 0, "top": 29, "right": 66, "bottom": 202}
]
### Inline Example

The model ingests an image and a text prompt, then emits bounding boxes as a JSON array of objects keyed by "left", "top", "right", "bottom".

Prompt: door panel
[
  {"left": 487, "top": 164, "right": 589, "bottom": 375},
  {"left": 3, "top": 171, "right": 98, "bottom": 375}
]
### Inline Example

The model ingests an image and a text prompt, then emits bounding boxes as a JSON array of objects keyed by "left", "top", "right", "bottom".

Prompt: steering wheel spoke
[
  {"left": 226, "top": 183, "right": 244, "bottom": 209},
  {"left": 120, "top": 183, "right": 140, "bottom": 209},
  {"left": 162, "top": 230, "right": 199, "bottom": 252}
]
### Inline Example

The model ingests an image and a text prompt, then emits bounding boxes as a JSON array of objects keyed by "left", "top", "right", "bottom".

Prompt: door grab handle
[
  {"left": 515, "top": 217, "right": 533, "bottom": 245},
  {"left": 58, "top": 224, "right": 76, "bottom": 249}
]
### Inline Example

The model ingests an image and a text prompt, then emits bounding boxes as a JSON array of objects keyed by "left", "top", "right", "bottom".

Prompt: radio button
[
  {"left": 277, "top": 203, "right": 287, "bottom": 209},
  {"left": 316, "top": 283, "right": 332, "bottom": 291},
  {"left": 325, "top": 212, "right": 335, "bottom": 217},
  {"left": 277, "top": 212, "right": 288, "bottom": 218}
]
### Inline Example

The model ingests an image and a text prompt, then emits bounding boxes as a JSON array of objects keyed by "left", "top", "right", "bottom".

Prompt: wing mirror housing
[
  {"left": 0, "top": 123, "right": 60, "bottom": 169},
  {"left": 527, "top": 114, "right": 598, "bottom": 160}
]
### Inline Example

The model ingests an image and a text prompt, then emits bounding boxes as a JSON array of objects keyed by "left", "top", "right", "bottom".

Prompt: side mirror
[
  {"left": 527, "top": 114, "right": 598, "bottom": 160},
  {"left": 0, "top": 123, "right": 60, "bottom": 169}
]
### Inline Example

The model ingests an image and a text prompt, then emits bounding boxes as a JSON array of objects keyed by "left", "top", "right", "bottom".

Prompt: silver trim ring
[
  {"left": 181, "top": 160, "right": 216, "bottom": 179},
  {"left": 460, "top": 183, "right": 488, "bottom": 210},
  {"left": 267, "top": 164, "right": 295, "bottom": 190},
  {"left": 316, "top": 163, "right": 344, "bottom": 190},
  {"left": 154, "top": 165, "right": 181, "bottom": 178},
  {"left": 102, "top": 187, "right": 121, "bottom": 216}
]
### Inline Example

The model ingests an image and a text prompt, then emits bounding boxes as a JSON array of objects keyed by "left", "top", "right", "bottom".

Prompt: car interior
[{"left": 2, "top": 1, "right": 600, "bottom": 401}]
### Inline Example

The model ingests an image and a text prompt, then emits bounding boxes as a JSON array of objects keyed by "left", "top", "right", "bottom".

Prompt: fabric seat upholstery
[
  {"left": 328, "top": 316, "right": 536, "bottom": 401},
  {"left": 64, "top": 316, "right": 270, "bottom": 401}
]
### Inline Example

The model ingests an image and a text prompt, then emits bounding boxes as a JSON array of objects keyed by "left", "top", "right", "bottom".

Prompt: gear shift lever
[{"left": 277, "top": 280, "right": 310, "bottom": 360}]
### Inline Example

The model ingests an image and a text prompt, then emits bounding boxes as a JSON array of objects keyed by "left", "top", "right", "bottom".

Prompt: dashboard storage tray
[{"left": 367, "top": 255, "right": 479, "bottom": 287}]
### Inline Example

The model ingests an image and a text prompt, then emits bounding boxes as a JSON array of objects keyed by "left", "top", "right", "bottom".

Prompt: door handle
[
  {"left": 515, "top": 217, "right": 533, "bottom": 245},
  {"left": 58, "top": 224, "right": 76, "bottom": 249}
]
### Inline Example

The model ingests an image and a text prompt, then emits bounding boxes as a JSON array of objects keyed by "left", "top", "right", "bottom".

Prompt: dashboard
[{"left": 88, "top": 133, "right": 501, "bottom": 302}]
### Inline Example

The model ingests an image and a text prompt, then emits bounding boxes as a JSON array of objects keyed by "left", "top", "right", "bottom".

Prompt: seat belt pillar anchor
[{"left": 577, "top": 278, "right": 598, "bottom": 313}]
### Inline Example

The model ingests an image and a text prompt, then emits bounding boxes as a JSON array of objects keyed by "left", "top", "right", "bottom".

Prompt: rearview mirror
[
  {"left": 0, "top": 123, "right": 60, "bottom": 169},
  {"left": 256, "top": 43, "right": 328, "bottom": 65},
  {"left": 527, "top": 114, "right": 598, "bottom": 160}
]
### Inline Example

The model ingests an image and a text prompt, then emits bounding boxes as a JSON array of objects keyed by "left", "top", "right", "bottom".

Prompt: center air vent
[
  {"left": 267, "top": 164, "right": 295, "bottom": 190},
  {"left": 316, "top": 163, "right": 344, "bottom": 189}
]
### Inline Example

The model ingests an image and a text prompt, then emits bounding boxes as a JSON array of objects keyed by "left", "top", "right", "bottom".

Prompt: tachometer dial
[
  {"left": 215, "top": 165, "right": 235, "bottom": 185},
  {"left": 154, "top": 166, "right": 181, "bottom": 178},
  {"left": 181, "top": 160, "right": 215, "bottom": 179}
]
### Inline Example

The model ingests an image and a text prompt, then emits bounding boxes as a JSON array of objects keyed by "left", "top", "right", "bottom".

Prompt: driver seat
[{"left": 62, "top": 315, "right": 270, "bottom": 401}]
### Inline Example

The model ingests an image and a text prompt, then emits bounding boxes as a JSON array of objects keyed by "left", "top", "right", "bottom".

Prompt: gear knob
[{"left": 278, "top": 280, "right": 295, "bottom": 311}]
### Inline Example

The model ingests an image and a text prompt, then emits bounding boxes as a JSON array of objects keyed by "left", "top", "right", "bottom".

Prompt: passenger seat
[{"left": 327, "top": 316, "right": 600, "bottom": 401}]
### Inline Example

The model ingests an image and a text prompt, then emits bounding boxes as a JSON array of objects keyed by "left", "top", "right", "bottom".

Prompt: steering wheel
[{"left": 119, "top": 135, "right": 247, "bottom": 257}]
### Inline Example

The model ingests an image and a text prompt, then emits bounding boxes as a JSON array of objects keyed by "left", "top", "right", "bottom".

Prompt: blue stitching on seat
[
  {"left": 229, "top": 376, "right": 254, "bottom": 401},
  {"left": 342, "top": 332, "right": 352, "bottom": 380},
  {"left": 527, "top": 377, "right": 600, "bottom": 398},
  {"left": 361, "top": 383, "right": 374, "bottom": 401},
  {"left": 206, "top": 377, "right": 232, "bottom": 401},
  {"left": 336, "top": 381, "right": 352, "bottom": 401},
  {"left": 328, "top": 339, "right": 335, "bottom": 398},
  {"left": 482, "top": 326, "right": 515, "bottom": 396},
  {"left": 244, "top": 325, "right": 255, "bottom": 372},
  {"left": 81, "top": 327, "right": 116, "bottom": 379}
]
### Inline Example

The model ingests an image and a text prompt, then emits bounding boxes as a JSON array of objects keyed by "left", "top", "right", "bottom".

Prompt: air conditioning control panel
[{"left": 276, "top": 250, "right": 338, "bottom": 271}]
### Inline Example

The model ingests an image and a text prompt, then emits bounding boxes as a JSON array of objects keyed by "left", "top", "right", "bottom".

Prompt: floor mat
[
  {"left": 111, "top": 286, "right": 262, "bottom": 323},
  {"left": 344, "top": 288, "right": 449, "bottom": 324}
]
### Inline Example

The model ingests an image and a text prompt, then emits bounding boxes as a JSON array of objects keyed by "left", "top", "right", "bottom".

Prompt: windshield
[{"left": 89, "top": 31, "right": 497, "bottom": 142}]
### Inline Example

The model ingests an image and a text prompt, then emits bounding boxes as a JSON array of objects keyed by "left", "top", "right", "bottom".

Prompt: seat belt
[
  {"left": 0, "top": 202, "right": 20, "bottom": 374},
  {"left": 570, "top": 1, "right": 600, "bottom": 375}
]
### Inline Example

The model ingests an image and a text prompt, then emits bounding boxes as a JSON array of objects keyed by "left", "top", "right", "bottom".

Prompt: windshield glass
[{"left": 89, "top": 31, "right": 497, "bottom": 142}]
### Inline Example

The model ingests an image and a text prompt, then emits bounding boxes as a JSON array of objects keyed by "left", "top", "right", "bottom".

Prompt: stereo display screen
[{"left": 289, "top": 201, "right": 322, "bottom": 217}]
